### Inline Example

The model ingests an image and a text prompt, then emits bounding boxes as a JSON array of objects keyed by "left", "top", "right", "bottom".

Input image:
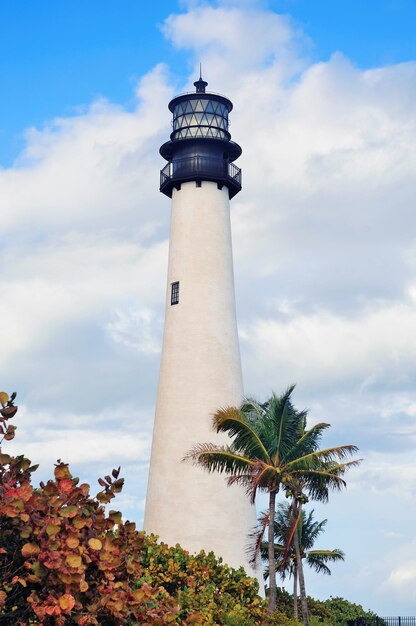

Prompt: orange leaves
[
  {"left": 45, "top": 604, "right": 62, "bottom": 616},
  {"left": 16, "top": 484, "right": 33, "bottom": 501},
  {"left": 66, "top": 536, "right": 80, "bottom": 549},
  {"left": 21, "top": 542, "right": 40, "bottom": 558},
  {"left": 41, "top": 550, "right": 62, "bottom": 570},
  {"left": 59, "top": 478, "right": 73, "bottom": 494},
  {"left": 0, "top": 590, "right": 7, "bottom": 607},
  {"left": 88, "top": 538, "right": 102, "bottom": 551},
  {"left": 59, "top": 593, "right": 76, "bottom": 612}
]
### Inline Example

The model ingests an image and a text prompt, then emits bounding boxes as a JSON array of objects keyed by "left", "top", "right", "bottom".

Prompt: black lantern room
[{"left": 159, "top": 75, "right": 242, "bottom": 199}]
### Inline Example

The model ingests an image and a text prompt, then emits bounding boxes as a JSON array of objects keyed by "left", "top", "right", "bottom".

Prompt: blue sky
[
  {"left": 1, "top": 0, "right": 416, "bottom": 617},
  {"left": 2, "top": 0, "right": 416, "bottom": 164}
]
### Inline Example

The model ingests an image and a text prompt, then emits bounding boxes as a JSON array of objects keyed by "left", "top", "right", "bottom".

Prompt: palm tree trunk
[
  {"left": 293, "top": 521, "right": 309, "bottom": 626},
  {"left": 268, "top": 489, "right": 277, "bottom": 612},
  {"left": 293, "top": 563, "right": 298, "bottom": 620}
]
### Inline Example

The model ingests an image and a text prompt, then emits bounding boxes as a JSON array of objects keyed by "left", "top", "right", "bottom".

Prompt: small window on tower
[{"left": 171, "top": 281, "right": 180, "bottom": 305}]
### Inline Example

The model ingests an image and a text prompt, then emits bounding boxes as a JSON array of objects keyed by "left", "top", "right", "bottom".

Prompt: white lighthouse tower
[{"left": 144, "top": 75, "right": 257, "bottom": 576}]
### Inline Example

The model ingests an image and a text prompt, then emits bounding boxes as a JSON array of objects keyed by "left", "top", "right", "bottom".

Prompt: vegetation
[
  {"left": 1, "top": 389, "right": 366, "bottom": 625},
  {"left": 0, "top": 391, "right": 266, "bottom": 625},
  {"left": 271, "top": 588, "right": 380, "bottom": 626},
  {"left": 139, "top": 536, "right": 265, "bottom": 625},
  {"left": 260, "top": 504, "right": 344, "bottom": 619},
  {"left": 185, "top": 385, "right": 360, "bottom": 619},
  {"left": 0, "top": 393, "right": 179, "bottom": 624}
]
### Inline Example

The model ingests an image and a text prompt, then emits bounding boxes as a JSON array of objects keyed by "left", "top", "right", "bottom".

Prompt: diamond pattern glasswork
[{"left": 172, "top": 97, "right": 230, "bottom": 141}]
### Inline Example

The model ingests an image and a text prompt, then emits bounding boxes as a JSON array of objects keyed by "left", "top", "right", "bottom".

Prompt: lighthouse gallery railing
[{"left": 160, "top": 156, "right": 241, "bottom": 188}]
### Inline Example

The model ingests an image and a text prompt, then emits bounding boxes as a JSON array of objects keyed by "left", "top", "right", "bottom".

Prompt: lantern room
[{"left": 159, "top": 75, "right": 242, "bottom": 199}]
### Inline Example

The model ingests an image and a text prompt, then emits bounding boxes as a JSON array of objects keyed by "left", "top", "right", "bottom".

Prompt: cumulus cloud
[
  {"left": 381, "top": 539, "right": 416, "bottom": 603},
  {"left": 240, "top": 298, "right": 416, "bottom": 393}
]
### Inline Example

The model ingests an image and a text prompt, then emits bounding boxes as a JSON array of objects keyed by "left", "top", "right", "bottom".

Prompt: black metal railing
[
  {"left": 347, "top": 618, "right": 416, "bottom": 626},
  {"left": 160, "top": 155, "right": 241, "bottom": 188}
]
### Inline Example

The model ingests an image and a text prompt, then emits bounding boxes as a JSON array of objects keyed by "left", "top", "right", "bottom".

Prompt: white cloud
[
  {"left": 7, "top": 404, "right": 152, "bottom": 465},
  {"left": 0, "top": 63, "right": 172, "bottom": 236},
  {"left": 0, "top": 234, "right": 167, "bottom": 367},
  {"left": 240, "top": 298, "right": 416, "bottom": 392},
  {"left": 382, "top": 539, "right": 416, "bottom": 602},
  {"left": 351, "top": 451, "right": 416, "bottom": 500},
  {"left": 106, "top": 307, "right": 162, "bottom": 354}
]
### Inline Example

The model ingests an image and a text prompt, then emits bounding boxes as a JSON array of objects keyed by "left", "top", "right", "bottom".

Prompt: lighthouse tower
[{"left": 143, "top": 75, "right": 257, "bottom": 576}]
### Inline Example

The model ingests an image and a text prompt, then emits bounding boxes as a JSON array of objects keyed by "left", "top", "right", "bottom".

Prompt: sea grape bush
[
  {"left": 139, "top": 536, "right": 265, "bottom": 624},
  {"left": 0, "top": 392, "right": 177, "bottom": 625},
  {"left": 0, "top": 393, "right": 269, "bottom": 625}
]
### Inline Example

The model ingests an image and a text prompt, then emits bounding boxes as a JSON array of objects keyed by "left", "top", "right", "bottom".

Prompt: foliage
[
  {"left": 0, "top": 394, "right": 178, "bottom": 624},
  {"left": 323, "top": 596, "right": 378, "bottom": 626},
  {"left": 271, "top": 589, "right": 380, "bottom": 626},
  {"left": 261, "top": 503, "right": 345, "bottom": 578},
  {"left": 185, "top": 385, "right": 360, "bottom": 616},
  {"left": 0, "top": 391, "right": 269, "bottom": 625},
  {"left": 138, "top": 534, "right": 266, "bottom": 625},
  {"left": 265, "top": 611, "right": 302, "bottom": 625},
  {"left": 0, "top": 391, "right": 370, "bottom": 626}
]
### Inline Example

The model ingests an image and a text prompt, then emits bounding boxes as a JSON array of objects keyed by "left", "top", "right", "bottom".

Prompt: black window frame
[{"left": 171, "top": 281, "right": 180, "bottom": 305}]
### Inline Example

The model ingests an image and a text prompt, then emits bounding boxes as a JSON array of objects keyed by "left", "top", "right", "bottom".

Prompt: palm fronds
[
  {"left": 212, "top": 406, "right": 270, "bottom": 461},
  {"left": 183, "top": 443, "right": 253, "bottom": 475},
  {"left": 183, "top": 386, "right": 361, "bottom": 615}
]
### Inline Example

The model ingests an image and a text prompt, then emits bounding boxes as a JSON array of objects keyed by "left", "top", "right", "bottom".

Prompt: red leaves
[
  {"left": 96, "top": 471, "right": 125, "bottom": 505},
  {"left": 1, "top": 445, "right": 178, "bottom": 623},
  {"left": 3, "top": 424, "right": 16, "bottom": 440},
  {"left": 0, "top": 405, "right": 18, "bottom": 419},
  {"left": 16, "top": 484, "right": 33, "bottom": 501},
  {"left": 0, "top": 396, "right": 197, "bottom": 624},
  {"left": 41, "top": 550, "right": 62, "bottom": 570},
  {"left": 58, "top": 478, "right": 73, "bottom": 494}
]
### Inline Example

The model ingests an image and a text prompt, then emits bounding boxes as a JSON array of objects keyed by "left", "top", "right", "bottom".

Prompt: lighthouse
[{"left": 143, "top": 75, "right": 258, "bottom": 576}]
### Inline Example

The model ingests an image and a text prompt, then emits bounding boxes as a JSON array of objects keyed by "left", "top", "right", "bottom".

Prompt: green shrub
[
  {"left": 138, "top": 533, "right": 266, "bottom": 624},
  {"left": 323, "top": 596, "right": 378, "bottom": 626}
]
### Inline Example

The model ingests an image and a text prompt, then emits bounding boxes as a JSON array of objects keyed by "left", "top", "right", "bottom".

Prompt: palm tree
[
  {"left": 260, "top": 503, "right": 345, "bottom": 620},
  {"left": 184, "top": 385, "right": 360, "bottom": 615}
]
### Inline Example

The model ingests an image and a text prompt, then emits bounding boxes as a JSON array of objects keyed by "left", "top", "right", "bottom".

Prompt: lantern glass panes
[{"left": 172, "top": 98, "right": 229, "bottom": 140}]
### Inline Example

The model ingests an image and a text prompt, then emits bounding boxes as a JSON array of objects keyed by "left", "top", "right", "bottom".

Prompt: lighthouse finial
[{"left": 194, "top": 66, "right": 208, "bottom": 93}]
